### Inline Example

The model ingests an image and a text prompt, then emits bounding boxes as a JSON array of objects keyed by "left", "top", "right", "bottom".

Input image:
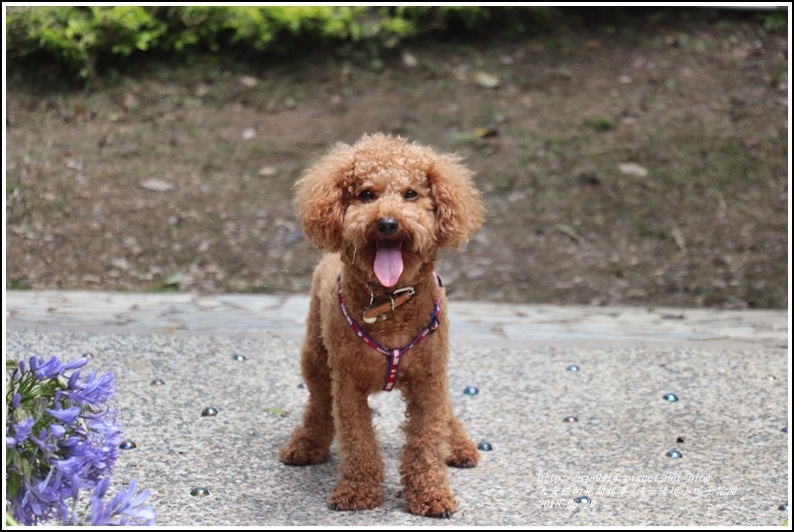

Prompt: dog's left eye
[
  {"left": 404, "top": 190, "right": 418, "bottom": 200},
  {"left": 359, "top": 190, "right": 375, "bottom": 202}
]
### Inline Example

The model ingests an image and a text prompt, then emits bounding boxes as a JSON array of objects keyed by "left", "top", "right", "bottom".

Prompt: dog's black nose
[{"left": 377, "top": 217, "right": 399, "bottom": 236}]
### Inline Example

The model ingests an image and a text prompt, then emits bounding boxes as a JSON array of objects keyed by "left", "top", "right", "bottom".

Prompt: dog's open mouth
[{"left": 373, "top": 240, "right": 403, "bottom": 288}]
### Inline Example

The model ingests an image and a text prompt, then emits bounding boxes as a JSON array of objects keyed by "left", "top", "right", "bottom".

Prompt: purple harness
[{"left": 337, "top": 275, "right": 441, "bottom": 391}]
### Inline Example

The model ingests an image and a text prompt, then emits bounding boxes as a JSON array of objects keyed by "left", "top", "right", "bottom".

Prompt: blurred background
[{"left": 4, "top": 6, "right": 789, "bottom": 308}]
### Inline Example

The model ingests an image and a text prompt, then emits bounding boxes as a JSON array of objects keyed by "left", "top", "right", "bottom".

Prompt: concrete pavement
[{"left": 4, "top": 290, "right": 790, "bottom": 526}]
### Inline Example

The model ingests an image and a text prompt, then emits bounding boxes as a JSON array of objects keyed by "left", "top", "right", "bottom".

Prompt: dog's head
[{"left": 295, "top": 133, "right": 484, "bottom": 288}]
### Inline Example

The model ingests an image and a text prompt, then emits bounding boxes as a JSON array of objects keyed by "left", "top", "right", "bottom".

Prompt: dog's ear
[
  {"left": 294, "top": 143, "right": 355, "bottom": 252},
  {"left": 426, "top": 152, "right": 485, "bottom": 249}
]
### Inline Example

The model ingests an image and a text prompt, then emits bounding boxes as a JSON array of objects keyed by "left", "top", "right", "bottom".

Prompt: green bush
[
  {"left": 5, "top": 6, "right": 520, "bottom": 82},
  {"left": 6, "top": 6, "right": 168, "bottom": 80}
]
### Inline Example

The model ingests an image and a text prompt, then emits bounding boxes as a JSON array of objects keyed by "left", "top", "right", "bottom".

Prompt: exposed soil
[{"left": 5, "top": 9, "right": 789, "bottom": 309}]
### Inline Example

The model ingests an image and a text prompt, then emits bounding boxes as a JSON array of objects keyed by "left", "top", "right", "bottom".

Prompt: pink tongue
[{"left": 374, "top": 241, "right": 403, "bottom": 288}]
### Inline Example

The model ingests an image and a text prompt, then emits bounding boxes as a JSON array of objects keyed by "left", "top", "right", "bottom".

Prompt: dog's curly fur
[{"left": 279, "top": 133, "right": 485, "bottom": 518}]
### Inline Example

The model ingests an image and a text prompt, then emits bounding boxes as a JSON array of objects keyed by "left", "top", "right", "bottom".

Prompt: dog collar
[
  {"left": 363, "top": 286, "right": 416, "bottom": 323},
  {"left": 337, "top": 274, "right": 441, "bottom": 392}
]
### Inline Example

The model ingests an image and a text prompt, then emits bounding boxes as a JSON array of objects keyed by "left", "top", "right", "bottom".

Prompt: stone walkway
[{"left": 4, "top": 291, "right": 790, "bottom": 526}]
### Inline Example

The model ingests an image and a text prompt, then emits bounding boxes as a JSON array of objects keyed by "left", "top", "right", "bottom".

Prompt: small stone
[
  {"left": 119, "top": 440, "right": 137, "bottom": 450},
  {"left": 778, "top": 501, "right": 788, "bottom": 511},
  {"left": 765, "top": 375, "right": 777, "bottom": 380},
  {"left": 575, "top": 496, "right": 591, "bottom": 504},
  {"left": 64, "top": 157, "right": 83, "bottom": 171},
  {"left": 139, "top": 179, "right": 175, "bottom": 192},
  {"left": 150, "top": 379, "right": 165, "bottom": 386},
  {"left": 663, "top": 393, "right": 679, "bottom": 402},
  {"left": 82, "top": 352, "right": 94, "bottom": 359},
  {"left": 190, "top": 487, "right": 210, "bottom": 496},
  {"left": 258, "top": 166, "right": 277, "bottom": 177},
  {"left": 231, "top": 354, "right": 246, "bottom": 362},
  {"left": 111, "top": 258, "right": 130, "bottom": 270},
  {"left": 201, "top": 407, "right": 219, "bottom": 417},
  {"left": 567, "top": 365, "right": 580, "bottom": 372},
  {"left": 239, "top": 75, "right": 259, "bottom": 88},
  {"left": 477, "top": 441, "right": 493, "bottom": 451},
  {"left": 676, "top": 436, "right": 685, "bottom": 443},
  {"left": 242, "top": 128, "right": 256, "bottom": 140},
  {"left": 782, "top": 427, "right": 788, "bottom": 433},
  {"left": 297, "top": 382, "right": 307, "bottom": 389},
  {"left": 618, "top": 162, "right": 648, "bottom": 177},
  {"left": 401, "top": 51, "right": 419, "bottom": 68},
  {"left": 463, "top": 386, "right": 479, "bottom": 396},
  {"left": 666, "top": 449, "right": 683, "bottom": 458},
  {"left": 563, "top": 416, "right": 578, "bottom": 423},
  {"left": 474, "top": 71, "right": 500, "bottom": 89}
]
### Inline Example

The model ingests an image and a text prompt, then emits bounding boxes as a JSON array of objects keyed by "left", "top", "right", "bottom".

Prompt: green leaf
[
  {"left": 6, "top": 472, "right": 22, "bottom": 501},
  {"left": 6, "top": 512, "right": 21, "bottom": 527}
]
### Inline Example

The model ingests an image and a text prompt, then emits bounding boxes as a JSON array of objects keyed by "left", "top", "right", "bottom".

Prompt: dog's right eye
[{"left": 358, "top": 190, "right": 375, "bottom": 202}]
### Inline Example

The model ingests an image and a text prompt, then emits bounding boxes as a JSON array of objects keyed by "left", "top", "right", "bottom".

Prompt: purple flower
[
  {"left": 94, "top": 476, "right": 111, "bottom": 500},
  {"left": 70, "top": 474, "right": 83, "bottom": 501},
  {"left": 29, "top": 468, "right": 63, "bottom": 504},
  {"left": 67, "top": 370, "right": 81, "bottom": 389},
  {"left": 66, "top": 370, "right": 115, "bottom": 406},
  {"left": 59, "top": 435, "right": 82, "bottom": 449},
  {"left": 30, "top": 428, "right": 60, "bottom": 459},
  {"left": 29, "top": 356, "right": 65, "bottom": 380},
  {"left": 45, "top": 406, "right": 81, "bottom": 425},
  {"left": 7, "top": 417, "right": 35, "bottom": 447},
  {"left": 6, "top": 354, "right": 154, "bottom": 526},
  {"left": 13, "top": 468, "right": 66, "bottom": 524},
  {"left": 52, "top": 455, "right": 90, "bottom": 479},
  {"left": 26, "top": 355, "right": 86, "bottom": 381},
  {"left": 63, "top": 357, "right": 89, "bottom": 372},
  {"left": 88, "top": 478, "right": 156, "bottom": 526},
  {"left": 49, "top": 423, "right": 67, "bottom": 439}
]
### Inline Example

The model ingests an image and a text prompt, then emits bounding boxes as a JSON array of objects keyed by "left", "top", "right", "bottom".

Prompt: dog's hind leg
[
  {"left": 279, "top": 295, "right": 335, "bottom": 466},
  {"left": 445, "top": 414, "right": 479, "bottom": 468}
]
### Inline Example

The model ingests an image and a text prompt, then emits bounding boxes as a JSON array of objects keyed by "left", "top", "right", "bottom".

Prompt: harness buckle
[
  {"left": 429, "top": 316, "right": 439, "bottom": 333},
  {"left": 389, "top": 286, "right": 415, "bottom": 310}
]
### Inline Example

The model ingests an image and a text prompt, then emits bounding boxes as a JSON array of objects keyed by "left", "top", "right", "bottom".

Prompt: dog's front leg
[
  {"left": 327, "top": 377, "right": 384, "bottom": 511},
  {"left": 399, "top": 379, "right": 458, "bottom": 518},
  {"left": 279, "top": 298, "right": 335, "bottom": 466}
]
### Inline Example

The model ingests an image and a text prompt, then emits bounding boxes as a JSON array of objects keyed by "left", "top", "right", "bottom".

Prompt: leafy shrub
[
  {"left": 5, "top": 6, "right": 538, "bottom": 82},
  {"left": 6, "top": 6, "right": 168, "bottom": 80}
]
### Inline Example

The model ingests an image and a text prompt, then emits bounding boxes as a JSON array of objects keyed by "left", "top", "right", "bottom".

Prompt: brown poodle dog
[{"left": 279, "top": 133, "right": 485, "bottom": 518}]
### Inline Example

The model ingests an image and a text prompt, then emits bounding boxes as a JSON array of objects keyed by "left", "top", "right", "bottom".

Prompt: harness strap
[{"left": 337, "top": 275, "right": 441, "bottom": 391}]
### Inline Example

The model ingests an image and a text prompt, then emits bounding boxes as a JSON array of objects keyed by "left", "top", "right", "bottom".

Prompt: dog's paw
[
  {"left": 327, "top": 482, "right": 382, "bottom": 511},
  {"left": 446, "top": 457, "right": 477, "bottom": 468},
  {"left": 405, "top": 492, "right": 458, "bottom": 518},
  {"left": 446, "top": 444, "right": 479, "bottom": 468},
  {"left": 278, "top": 445, "right": 330, "bottom": 466}
]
